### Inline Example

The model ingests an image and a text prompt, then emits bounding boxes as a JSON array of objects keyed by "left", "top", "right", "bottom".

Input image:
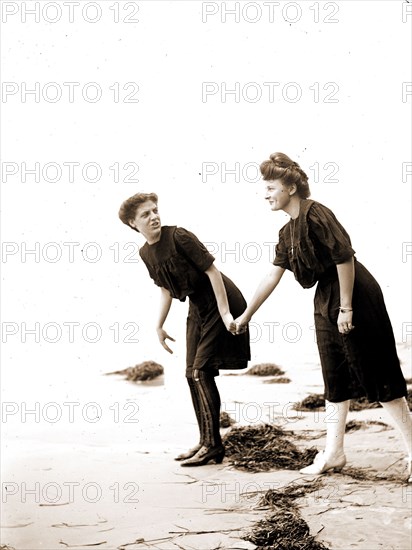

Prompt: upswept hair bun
[
  {"left": 118, "top": 192, "right": 158, "bottom": 232},
  {"left": 260, "top": 152, "right": 311, "bottom": 199}
]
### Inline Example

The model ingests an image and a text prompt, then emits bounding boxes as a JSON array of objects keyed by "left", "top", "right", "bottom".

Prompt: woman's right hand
[
  {"left": 156, "top": 327, "right": 176, "bottom": 354},
  {"left": 234, "top": 313, "right": 250, "bottom": 335}
]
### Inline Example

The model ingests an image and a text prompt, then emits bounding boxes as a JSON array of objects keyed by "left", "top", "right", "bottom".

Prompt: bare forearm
[
  {"left": 205, "top": 264, "right": 230, "bottom": 318},
  {"left": 156, "top": 287, "right": 173, "bottom": 329},
  {"left": 243, "top": 266, "right": 285, "bottom": 321},
  {"left": 336, "top": 257, "right": 355, "bottom": 308}
]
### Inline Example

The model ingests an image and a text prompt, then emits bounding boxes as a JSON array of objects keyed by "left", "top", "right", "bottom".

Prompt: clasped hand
[{"left": 225, "top": 313, "right": 249, "bottom": 336}]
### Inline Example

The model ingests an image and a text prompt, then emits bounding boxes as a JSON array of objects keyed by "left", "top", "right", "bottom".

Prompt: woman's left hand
[{"left": 337, "top": 310, "right": 355, "bottom": 335}]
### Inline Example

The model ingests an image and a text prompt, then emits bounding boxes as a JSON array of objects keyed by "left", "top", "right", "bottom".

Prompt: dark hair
[
  {"left": 118, "top": 192, "right": 158, "bottom": 232},
  {"left": 260, "top": 152, "right": 311, "bottom": 199}
]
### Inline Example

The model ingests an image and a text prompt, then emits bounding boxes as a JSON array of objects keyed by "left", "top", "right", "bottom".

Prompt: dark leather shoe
[
  {"left": 180, "top": 445, "right": 225, "bottom": 467},
  {"left": 174, "top": 444, "right": 202, "bottom": 461}
]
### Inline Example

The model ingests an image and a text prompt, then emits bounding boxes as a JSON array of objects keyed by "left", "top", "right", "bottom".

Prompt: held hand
[
  {"left": 222, "top": 313, "right": 236, "bottom": 334},
  {"left": 337, "top": 310, "right": 355, "bottom": 335},
  {"left": 156, "top": 327, "right": 176, "bottom": 354},
  {"left": 233, "top": 313, "right": 250, "bottom": 335}
]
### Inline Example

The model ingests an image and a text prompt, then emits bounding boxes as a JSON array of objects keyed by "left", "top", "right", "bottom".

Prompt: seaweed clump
[
  {"left": 349, "top": 397, "right": 381, "bottom": 411},
  {"left": 345, "top": 419, "right": 389, "bottom": 432},
  {"left": 106, "top": 360, "right": 164, "bottom": 381},
  {"left": 243, "top": 478, "right": 329, "bottom": 550},
  {"left": 293, "top": 394, "right": 325, "bottom": 411},
  {"left": 293, "top": 393, "right": 412, "bottom": 412},
  {"left": 223, "top": 424, "right": 318, "bottom": 472},
  {"left": 264, "top": 377, "right": 291, "bottom": 384},
  {"left": 246, "top": 363, "right": 285, "bottom": 377},
  {"left": 220, "top": 411, "right": 236, "bottom": 428}
]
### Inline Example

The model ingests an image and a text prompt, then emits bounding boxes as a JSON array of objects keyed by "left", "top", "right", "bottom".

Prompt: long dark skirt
[
  {"left": 314, "top": 261, "right": 407, "bottom": 403},
  {"left": 186, "top": 273, "right": 250, "bottom": 375}
]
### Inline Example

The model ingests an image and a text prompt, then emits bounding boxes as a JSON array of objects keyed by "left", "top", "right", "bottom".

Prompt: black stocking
[
  {"left": 186, "top": 376, "right": 204, "bottom": 446},
  {"left": 193, "top": 369, "right": 222, "bottom": 448}
]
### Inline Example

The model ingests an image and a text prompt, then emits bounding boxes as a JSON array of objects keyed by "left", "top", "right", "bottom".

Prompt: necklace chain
[{"left": 290, "top": 218, "right": 296, "bottom": 255}]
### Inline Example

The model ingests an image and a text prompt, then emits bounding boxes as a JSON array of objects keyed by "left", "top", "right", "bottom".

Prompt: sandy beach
[
  {"left": 2, "top": 342, "right": 411, "bottom": 550},
  {"left": 2, "top": 1, "right": 411, "bottom": 548}
]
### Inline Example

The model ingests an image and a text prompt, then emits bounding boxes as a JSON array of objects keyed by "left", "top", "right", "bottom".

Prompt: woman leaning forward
[
  {"left": 119, "top": 193, "right": 250, "bottom": 467},
  {"left": 235, "top": 152, "right": 411, "bottom": 481}
]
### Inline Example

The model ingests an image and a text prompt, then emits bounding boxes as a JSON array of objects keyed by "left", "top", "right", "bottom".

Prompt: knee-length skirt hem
[{"left": 186, "top": 277, "right": 251, "bottom": 375}]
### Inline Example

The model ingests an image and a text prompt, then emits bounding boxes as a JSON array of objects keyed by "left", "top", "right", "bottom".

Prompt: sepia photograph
[{"left": 1, "top": 1, "right": 411, "bottom": 549}]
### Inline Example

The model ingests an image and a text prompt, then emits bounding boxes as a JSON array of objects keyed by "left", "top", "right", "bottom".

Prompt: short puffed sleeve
[
  {"left": 272, "top": 225, "right": 291, "bottom": 270},
  {"left": 308, "top": 202, "right": 355, "bottom": 264},
  {"left": 174, "top": 227, "right": 215, "bottom": 272}
]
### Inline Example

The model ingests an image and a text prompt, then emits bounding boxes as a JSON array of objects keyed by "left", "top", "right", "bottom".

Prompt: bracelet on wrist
[{"left": 339, "top": 307, "right": 353, "bottom": 313}]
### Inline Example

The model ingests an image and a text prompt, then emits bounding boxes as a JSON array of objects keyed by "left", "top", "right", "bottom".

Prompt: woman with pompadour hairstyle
[{"left": 235, "top": 152, "right": 411, "bottom": 481}]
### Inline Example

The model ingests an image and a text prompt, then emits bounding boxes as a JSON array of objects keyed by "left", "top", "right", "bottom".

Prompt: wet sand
[{"left": 1, "top": 346, "right": 411, "bottom": 550}]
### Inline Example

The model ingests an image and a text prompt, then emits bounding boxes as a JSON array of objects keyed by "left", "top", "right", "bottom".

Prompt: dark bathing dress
[
  {"left": 273, "top": 200, "right": 407, "bottom": 403},
  {"left": 139, "top": 226, "right": 251, "bottom": 376}
]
